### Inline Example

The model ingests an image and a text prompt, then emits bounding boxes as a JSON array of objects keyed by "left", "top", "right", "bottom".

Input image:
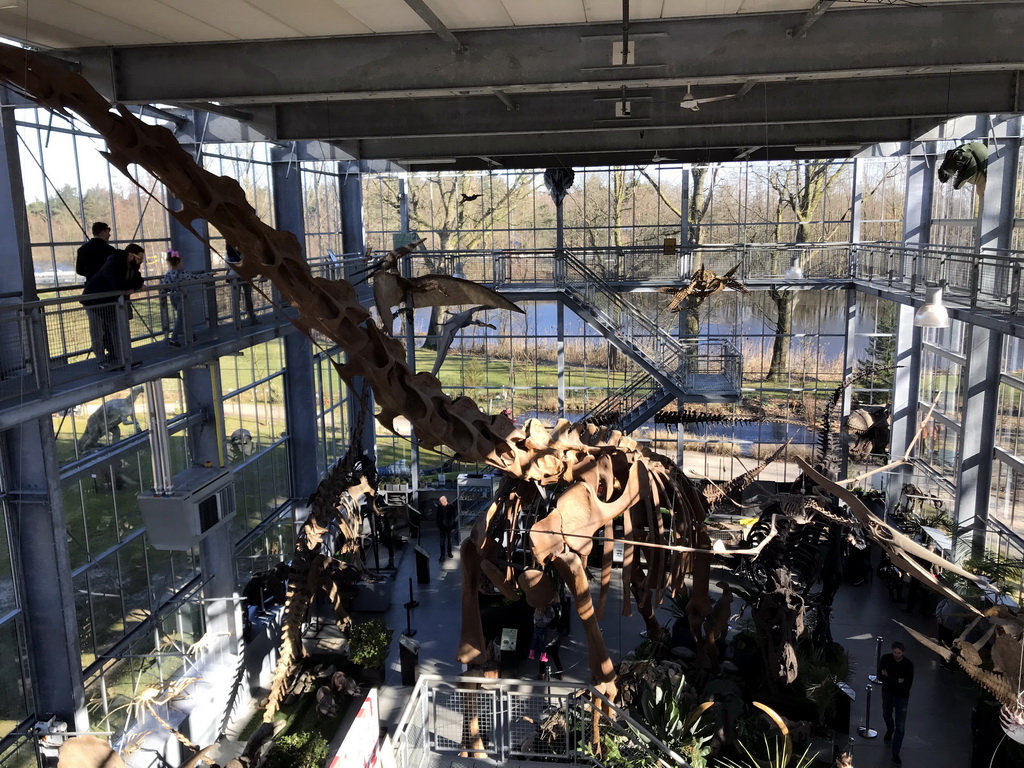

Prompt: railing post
[
  {"left": 117, "top": 296, "right": 133, "bottom": 369},
  {"left": 909, "top": 253, "right": 919, "bottom": 293},
  {"left": 26, "top": 305, "right": 51, "bottom": 394},
  {"left": 969, "top": 257, "right": 980, "bottom": 308},
  {"left": 1010, "top": 262, "right": 1021, "bottom": 315}
]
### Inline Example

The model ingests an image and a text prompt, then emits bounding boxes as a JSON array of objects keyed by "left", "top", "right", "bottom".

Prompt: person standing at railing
[
  {"left": 225, "top": 244, "right": 257, "bottom": 325},
  {"left": 160, "top": 250, "right": 202, "bottom": 348},
  {"left": 77, "top": 222, "right": 116, "bottom": 363},
  {"left": 81, "top": 243, "right": 145, "bottom": 371},
  {"left": 75, "top": 221, "right": 114, "bottom": 281}
]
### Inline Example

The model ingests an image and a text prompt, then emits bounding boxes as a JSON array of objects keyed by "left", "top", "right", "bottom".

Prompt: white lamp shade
[
  {"left": 784, "top": 257, "right": 803, "bottom": 280},
  {"left": 913, "top": 286, "right": 951, "bottom": 328}
]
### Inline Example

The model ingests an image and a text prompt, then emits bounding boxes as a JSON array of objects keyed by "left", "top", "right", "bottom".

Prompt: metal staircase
[
  {"left": 556, "top": 252, "right": 742, "bottom": 427},
  {"left": 573, "top": 372, "right": 674, "bottom": 434}
]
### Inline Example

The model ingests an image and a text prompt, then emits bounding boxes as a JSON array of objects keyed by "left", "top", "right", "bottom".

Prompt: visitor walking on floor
[
  {"left": 435, "top": 495, "right": 457, "bottom": 562},
  {"left": 878, "top": 640, "right": 914, "bottom": 765}
]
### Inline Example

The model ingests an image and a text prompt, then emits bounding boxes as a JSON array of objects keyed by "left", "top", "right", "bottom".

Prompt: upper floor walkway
[{"left": 1, "top": 241, "right": 1021, "bottom": 431}]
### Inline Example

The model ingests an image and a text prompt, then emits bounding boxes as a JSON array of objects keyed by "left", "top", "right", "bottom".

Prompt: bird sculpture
[{"left": 431, "top": 306, "right": 499, "bottom": 375}]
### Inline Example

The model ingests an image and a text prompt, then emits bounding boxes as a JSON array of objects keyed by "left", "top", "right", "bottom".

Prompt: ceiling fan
[{"left": 680, "top": 83, "right": 749, "bottom": 112}]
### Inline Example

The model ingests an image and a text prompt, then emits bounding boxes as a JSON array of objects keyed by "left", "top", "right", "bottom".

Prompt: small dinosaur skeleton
[
  {"left": 78, "top": 386, "right": 144, "bottom": 452},
  {"left": 659, "top": 264, "right": 748, "bottom": 311}
]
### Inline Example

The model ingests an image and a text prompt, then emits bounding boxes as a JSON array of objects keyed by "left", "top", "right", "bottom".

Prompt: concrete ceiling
[{"left": 2, "top": 0, "right": 1020, "bottom": 169}]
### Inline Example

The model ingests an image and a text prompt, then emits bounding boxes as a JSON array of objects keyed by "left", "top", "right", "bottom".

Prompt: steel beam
[
  {"left": 354, "top": 118, "right": 934, "bottom": 168},
  {"left": 339, "top": 161, "right": 376, "bottom": 463},
  {"left": 271, "top": 73, "right": 1017, "bottom": 142},
  {"left": 887, "top": 303, "right": 921, "bottom": 513},
  {"left": 400, "top": 0, "right": 465, "bottom": 54},
  {"left": 75, "top": 4, "right": 1024, "bottom": 104},
  {"left": 0, "top": 97, "right": 86, "bottom": 730}
]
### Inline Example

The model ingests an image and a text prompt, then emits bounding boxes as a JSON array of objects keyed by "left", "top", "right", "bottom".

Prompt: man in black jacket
[
  {"left": 878, "top": 640, "right": 914, "bottom": 765},
  {"left": 435, "top": 495, "right": 458, "bottom": 562},
  {"left": 82, "top": 243, "right": 145, "bottom": 370},
  {"left": 76, "top": 222, "right": 114, "bottom": 280}
]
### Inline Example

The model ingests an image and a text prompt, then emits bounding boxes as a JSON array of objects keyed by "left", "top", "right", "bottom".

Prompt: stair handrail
[{"left": 573, "top": 371, "right": 662, "bottom": 429}]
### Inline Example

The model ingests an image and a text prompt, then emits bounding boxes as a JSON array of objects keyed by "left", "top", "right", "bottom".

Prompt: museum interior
[{"left": 0, "top": 1, "right": 1019, "bottom": 767}]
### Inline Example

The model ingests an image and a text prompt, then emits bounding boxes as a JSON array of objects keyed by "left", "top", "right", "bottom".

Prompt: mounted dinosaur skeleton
[
  {"left": 7, "top": 44, "right": 1020, "bottom": 760},
  {"left": 0, "top": 45, "right": 760, "bottom": 711},
  {"left": 659, "top": 264, "right": 748, "bottom": 311}
]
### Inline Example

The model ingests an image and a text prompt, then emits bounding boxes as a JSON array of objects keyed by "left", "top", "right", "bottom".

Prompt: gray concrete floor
[
  {"left": 210, "top": 531, "right": 982, "bottom": 767},
  {"left": 365, "top": 533, "right": 981, "bottom": 768}
]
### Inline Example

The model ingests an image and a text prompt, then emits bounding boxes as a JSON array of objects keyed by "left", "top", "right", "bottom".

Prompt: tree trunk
[
  {"left": 421, "top": 306, "right": 442, "bottom": 350},
  {"left": 766, "top": 288, "right": 794, "bottom": 381}
]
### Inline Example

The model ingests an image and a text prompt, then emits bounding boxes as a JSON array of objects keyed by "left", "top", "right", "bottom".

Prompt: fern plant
[{"left": 348, "top": 619, "right": 393, "bottom": 669}]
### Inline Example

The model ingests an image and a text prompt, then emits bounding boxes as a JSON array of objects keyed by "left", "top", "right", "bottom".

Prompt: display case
[{"left": 456, "top": 473, "right": 500, "bottom": 528}]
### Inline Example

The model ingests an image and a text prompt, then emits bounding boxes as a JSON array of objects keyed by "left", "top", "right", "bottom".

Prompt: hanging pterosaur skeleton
[
  {"left": 365, "top": 238, "right": 524, "bottom": 333},
  {"left": 431, "top": 306, "right": 498, "bottom": 375}
]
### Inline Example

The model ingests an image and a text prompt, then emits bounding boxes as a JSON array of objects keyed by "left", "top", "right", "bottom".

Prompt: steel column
[
  {"left": 271, "top": 146, "right": 319, "bottom": 501},
  {"left": 954, "top": 325, "right": 1002, "bottom": 558},
  {"left": 887, "top": 304, "right": 921, "bottom": 513},
  {"left": 557, "top": 300, "right": 565, "bottom": 419},
  {"left": 0, "top": 96, "right": 86, "bottom": 728},
  {"left": 169, "top": 128, "right": 215, "bottom": 333},
  {"left": 839, "top": 289, "right": 858, "bottom": 479},
  {"left": 340, "top": 161, "right": 376, "bottom": 461}
]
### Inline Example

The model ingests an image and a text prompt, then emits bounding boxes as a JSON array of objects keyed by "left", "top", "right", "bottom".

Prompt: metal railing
[
  {"left": 0, "top": 269, "right": 282, "bottom": 401},
  {"left": 574, "top": 372, "right": 664, "bottom": 430},
  {"left": 854, "top": 241, "right": 1024, "bottom": 314},
  {"left": 392, "top": 675, "right": 688, "bottom": 768}
]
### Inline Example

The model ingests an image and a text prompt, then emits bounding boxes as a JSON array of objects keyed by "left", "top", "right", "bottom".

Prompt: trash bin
[
  {"left": 415, "top": 546, "right": 430, "bottom": 585},
  {"left": 400, "top": 634, "right": 420, "bottom": 686},
  {"left": 832, "top": 681, "right": 856, "bottom": 734}
]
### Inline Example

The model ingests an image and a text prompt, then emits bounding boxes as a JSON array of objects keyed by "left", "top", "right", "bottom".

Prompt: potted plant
[{"left": 347, "top": 619, "right": 393, "bottom": 687}]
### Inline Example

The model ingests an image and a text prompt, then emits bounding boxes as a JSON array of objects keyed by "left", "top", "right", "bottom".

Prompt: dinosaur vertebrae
[
  {"left": 0, "top": 48, "right": 711, "bottom": 704},
  {"left": 264, "top": 453, "right": 374, "bottom": 721},
  {"left": 654, "top": 409, "right": 764, "bottom": 426}
]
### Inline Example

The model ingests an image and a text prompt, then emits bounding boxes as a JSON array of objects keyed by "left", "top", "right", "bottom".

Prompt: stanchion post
[
  {"left": 404, "top": 577, "right": 418, "bottom": 637},
  {"left": 868, "top": 635, "right": 882, "bottom": 683},
  {"left": 857, "top": 684, "right": 878, "bottom": 738}
]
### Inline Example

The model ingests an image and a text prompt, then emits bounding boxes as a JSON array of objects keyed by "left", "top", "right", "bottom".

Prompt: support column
[
  {"left": 557, "top": 301, "right": 565, "bottom": 418},
  {"left": 887, "top": 305, "right": 921, "bottom": 513},
  {"left": 977, "top": 115, "right": 1021, "bottom": 290},
  {"left": 954, "top": 327, "right": 1002, "bottom": 557},
  {"left": 839, "top": 289, "right": 858, "bottom": 479},
  {"left": 171, "top": 119, "right": 217, "bottom": 332},
  {"left": 271, "top": 146, "right": 319, "bottom": 501},
  {"left": 0, "top": 101, "right": 85, "bottom": 727},
  {"left": 398, "top": 179, "right": 420, "bottom": 504},
  {"left": 340, "top": 162, "right": 376, "bottom": 460},
  {"left": 901, "top": 141, "right": 935, "bottom": 282},
  {"left": 849, "top": 157, "right": 863, "bottom": 244},
  {"left": 887, "top": 141, "right": 934, "bottom": 509}
]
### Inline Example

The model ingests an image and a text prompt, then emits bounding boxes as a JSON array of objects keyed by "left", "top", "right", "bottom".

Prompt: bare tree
[
  {"left": 379, "top": 172, "right": 535, "bottom": 348},
  {"left": 764, "top": 160, "right": 846, "bottom": 380}
]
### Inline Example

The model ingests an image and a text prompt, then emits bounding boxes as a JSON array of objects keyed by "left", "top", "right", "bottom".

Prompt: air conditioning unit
[{"left": 138, "top": 467, "right": 236, "bottom": 550}]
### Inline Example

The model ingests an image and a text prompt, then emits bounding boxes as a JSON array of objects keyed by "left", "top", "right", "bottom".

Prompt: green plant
[
  {"left": 794, "top": 641, "right": 853, "bottom": 726},
  {"left": 348, "top": 619, "right": 393, "bottom": 669},
  {"left": 262, "top": 730, "right": 329, "bottom": 768},
  {"left": 718, "top": 738, "right": 817, "bottom": 768}
]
